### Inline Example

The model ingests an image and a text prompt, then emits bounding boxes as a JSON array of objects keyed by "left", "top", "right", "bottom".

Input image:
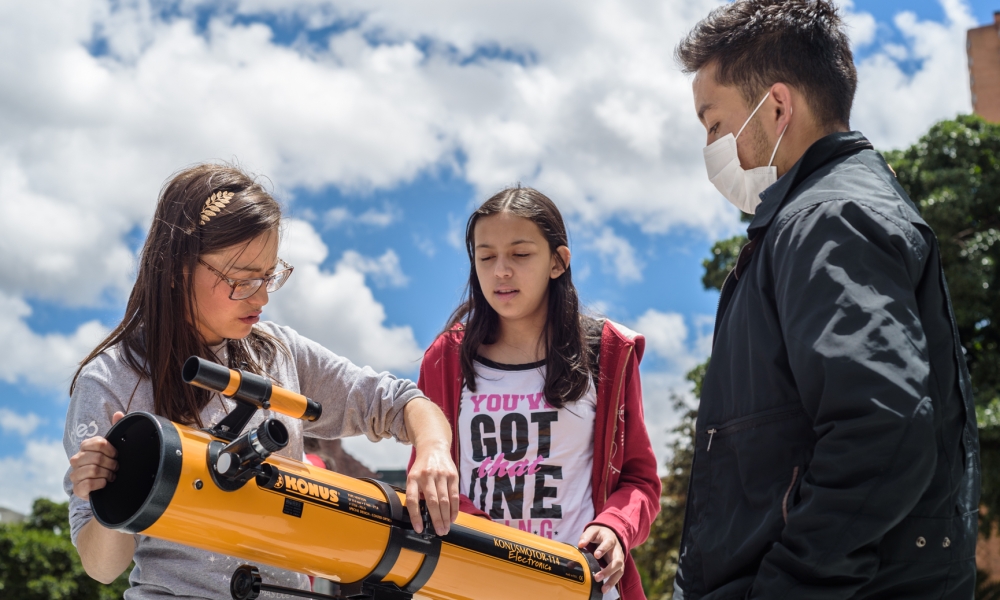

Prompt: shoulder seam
[{"left": 773, "top": 197, "right": 926, "bottom": 262}]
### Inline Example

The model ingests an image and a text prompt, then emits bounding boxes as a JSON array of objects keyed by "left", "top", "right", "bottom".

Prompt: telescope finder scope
[{"left": 182, "top": 356, "right": 321, "bottom": 422}]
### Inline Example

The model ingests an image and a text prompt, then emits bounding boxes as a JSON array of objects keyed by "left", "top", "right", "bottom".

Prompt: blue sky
[{"left": 0, "top": 0, "right": 994, "bottom": 513}]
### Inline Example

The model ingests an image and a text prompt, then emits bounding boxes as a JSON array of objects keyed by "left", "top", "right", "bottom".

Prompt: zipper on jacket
[{"left": 704, "top": 406, "right": 802, "bottom": 450}]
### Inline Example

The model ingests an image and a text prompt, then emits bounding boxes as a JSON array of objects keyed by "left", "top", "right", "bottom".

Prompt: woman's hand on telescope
[
  {"left": 578, "top": 525, "right": 625, "bottom": 594},
  {"left": 403, "top": 398, "right": 460, "bottom": 536},
  {"left": 70, "top": 411, "right": 124, "bottom": 500},
  {"left": 71, "top": 411, "right": 136, "bottom": 583}
]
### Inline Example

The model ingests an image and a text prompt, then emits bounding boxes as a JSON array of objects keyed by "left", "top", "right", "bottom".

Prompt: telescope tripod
[{"left": 229, "top": 479, "right": 439, "bottom": 600}]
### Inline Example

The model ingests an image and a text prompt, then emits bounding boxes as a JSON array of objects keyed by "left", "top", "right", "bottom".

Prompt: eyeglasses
[{"left": 198, "top": 258, "right": 294, "bottom": 300}]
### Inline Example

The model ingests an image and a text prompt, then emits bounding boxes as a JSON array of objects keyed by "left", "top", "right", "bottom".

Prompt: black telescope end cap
[
  {"left": 182, "top": 356, "right": 232, "bottom": 393},
  {"left": 90, "top": 412, "right": 182, "bottom": 534},
  {"left": 230, "top": 565, "right": 262, "bottom": 600},
  {"left": 302, "top": 398, "right": 322, "bottom": 422},
  {"left": 581, "top": 546, "right": 604, "bottom": 600},
  {"left": 258, "top": 419, "right": 289, "bottom": 453}
]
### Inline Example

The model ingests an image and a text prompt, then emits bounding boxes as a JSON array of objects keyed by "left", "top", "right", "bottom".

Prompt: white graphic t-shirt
[
  {"left": 459, "top": 357, "right": 598, "bottom": 541},
  {"left": 458, "top": 357, "right": 619, "bottom": 599}
]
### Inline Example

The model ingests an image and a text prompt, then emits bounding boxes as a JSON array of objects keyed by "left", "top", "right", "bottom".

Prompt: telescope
[{"left": 90, "top": 357, "right": 603, "bottom": 600}]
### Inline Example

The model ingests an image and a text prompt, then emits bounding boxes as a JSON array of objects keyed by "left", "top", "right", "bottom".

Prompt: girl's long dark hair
[
  {"left": 70, "top": 163, "right": 286, "bottom": 427},
  {"left": 447, "top": 186, "right": 601, "bottom": 409}
]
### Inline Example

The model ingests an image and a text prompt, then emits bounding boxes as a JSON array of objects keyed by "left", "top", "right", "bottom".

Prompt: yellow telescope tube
[{"left": 90, "top": 411, "right": 603, "bottom": 600}]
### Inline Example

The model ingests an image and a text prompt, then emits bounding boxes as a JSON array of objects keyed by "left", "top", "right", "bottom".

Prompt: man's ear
[
  {"left": 551, "top": 246, "right": 571, "bottom": 279},
  {"left": 768, "top": 82, "right": 794, "bottom": 137}
]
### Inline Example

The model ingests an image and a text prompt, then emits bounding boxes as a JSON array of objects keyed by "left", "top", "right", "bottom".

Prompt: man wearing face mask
[{"left": 672, "top": 2, "right": 980, "bottom": 599}]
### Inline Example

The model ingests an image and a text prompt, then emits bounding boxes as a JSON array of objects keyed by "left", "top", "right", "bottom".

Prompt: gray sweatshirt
[{"left": 62, "top": 321, "right": 423, "bottom": 599}]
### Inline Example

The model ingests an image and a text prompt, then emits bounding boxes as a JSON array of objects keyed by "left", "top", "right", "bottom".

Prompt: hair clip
[{"left": 199, "top": 191, "right": 234, "bottom": 226}]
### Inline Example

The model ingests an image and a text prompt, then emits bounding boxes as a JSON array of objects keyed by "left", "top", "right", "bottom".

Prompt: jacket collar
[{"left": 747, "top": 131, "right": 874, "bottom": 239}]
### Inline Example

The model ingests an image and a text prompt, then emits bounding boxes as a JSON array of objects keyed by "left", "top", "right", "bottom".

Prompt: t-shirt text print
[{"left": 458, "top": 357, "right": 597, "bottom": 545}]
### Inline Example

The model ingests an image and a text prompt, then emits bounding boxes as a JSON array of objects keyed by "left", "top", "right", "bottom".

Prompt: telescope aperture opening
[{"left": 90, "top": 412, "right": 183, "bottom": 534}]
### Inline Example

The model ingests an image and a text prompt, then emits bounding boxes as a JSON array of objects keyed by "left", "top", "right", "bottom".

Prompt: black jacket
[{"left": 674, "top": 132, "right": 981, "bottom": 600}]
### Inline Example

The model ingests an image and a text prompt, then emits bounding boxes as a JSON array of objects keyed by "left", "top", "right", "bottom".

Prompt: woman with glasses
[{"left": 62, "top": 163, "right": 459, "bottom": 598}]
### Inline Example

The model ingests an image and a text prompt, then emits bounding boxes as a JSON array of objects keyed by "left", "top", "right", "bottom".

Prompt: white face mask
[{"left": 702, "top": 91, "right": 789, "bottom": 214}]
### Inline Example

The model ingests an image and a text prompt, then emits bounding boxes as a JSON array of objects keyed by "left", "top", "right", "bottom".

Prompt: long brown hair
[
  {"left": 71, "top": 163, "right": 287, "bottom": 426},
  {"left": 447, "top": 186, "right": 601, "bottom": 409}
]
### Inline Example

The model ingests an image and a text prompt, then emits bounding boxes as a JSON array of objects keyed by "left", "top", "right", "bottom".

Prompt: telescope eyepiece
[
  {"left": 214, "top": 419, "right": 289, "bottom": 481},
  {"left": 257, "top": 419, "right": 288, "bottom": 453}
]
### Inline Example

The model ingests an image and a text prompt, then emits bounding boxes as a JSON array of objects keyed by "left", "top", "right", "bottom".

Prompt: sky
[{"left": 0, "top": 0, "right": 995, "bottom": 514}]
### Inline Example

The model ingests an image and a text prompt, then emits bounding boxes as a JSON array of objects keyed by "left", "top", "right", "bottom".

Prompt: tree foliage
[
  {"left": 700, "top": 235, "right": 747, "bottom": 291},
  {"left": 0, "top": 499, "right": 131, "bottom": 600}
]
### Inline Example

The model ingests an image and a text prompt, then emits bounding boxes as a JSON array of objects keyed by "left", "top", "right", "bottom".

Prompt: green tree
[
  {"left": 700, "top": 235, "right": 747, "bottom": 291},
  {"left": 635, "top": 115, "right": 1000, "bottom": 598},
  {"left": 0, "top": 498, "right": 131, "bottom": 599}
]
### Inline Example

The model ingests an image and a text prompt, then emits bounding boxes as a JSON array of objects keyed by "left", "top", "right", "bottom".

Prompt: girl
[
  {"left": 413, "top": 187, "right": 660, "bottom": 599},
  {"left": 64, "top": 163, "right": 459, "bottom": 598}
]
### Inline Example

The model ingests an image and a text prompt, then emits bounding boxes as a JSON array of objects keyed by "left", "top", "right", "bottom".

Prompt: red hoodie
[{"left": 410, "top": 320, "right": 661, "bottom": 600}]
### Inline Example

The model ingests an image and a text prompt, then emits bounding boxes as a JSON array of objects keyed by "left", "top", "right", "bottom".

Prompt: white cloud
[
  {"left": 633, "top": 308, "right": 712, "bottom": 377},
  {"left": 0, "top": 0, "right": 982, "bottom": 474},
  {"left": 838, "top": 0, "right": 878, "bottom": 49},
  {"left": 594, "top": 90, "right": 672, "bottom": 160},
  {"left": 323, "top": 205, "right": 400, "bottom": 230},
  {"left": 635, "top": 310, "right": 689, "bottom": 365},
  {"left": 0, "top": 1, "right": 453, "bottom": 307},
  {"left": 0, "top": 409, "right": 44, "bottom": 437},
  {"left": 588, "top": 227, "right": 644, "bottom": 283},
  {"left": 0, "top": 292, "right": 108, "bottom": 392},
  {"left": 639, "top": 371, "right": 695, "bottom": 467},
  {"left": 0, "top": 0, "right": 736, "bottom": 312},
  {"left": 339, "top": 249, "right": 409, "bottom": 288},
  {"left": 0, "top": 158, "right": 136, "bottom": 306},
  {"left": 0, "top": 0, "right": 967, "bottom": 314},
  {"left": 412, "top": 234, "right": 436, "bottom": 257},
  {"left": 849, "top": 0, "right": 976, "bottom": 149},
  {"left": 268, "top": 219, "right": 423, "bottom": 373},
  {"left": 0, "top": 439, "right": 69, "bottom": 514},
  {"left": 446, "top": 213, "right": 466, "bottom": 250}
]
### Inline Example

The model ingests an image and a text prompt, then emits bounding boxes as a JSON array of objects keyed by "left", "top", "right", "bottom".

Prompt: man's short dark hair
[{"left": 676, "top": 0, "right": 857, "bottom": 128}]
